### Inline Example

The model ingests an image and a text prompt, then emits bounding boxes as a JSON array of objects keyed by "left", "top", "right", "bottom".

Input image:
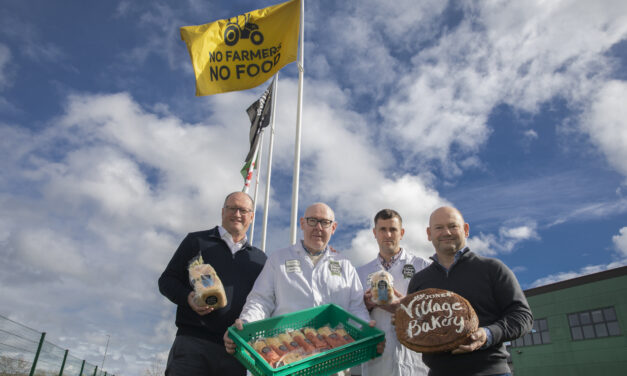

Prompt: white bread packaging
[
  {"left": 370, "top": 270, "right": 395, "bottom": 305},
  {"left": 188, "top": 253, "right": 227, "bottom": 309}
]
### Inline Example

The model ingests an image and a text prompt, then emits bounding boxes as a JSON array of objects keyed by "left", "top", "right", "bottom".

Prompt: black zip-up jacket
[
  {"left": 407, "top": 249, "right": 533, "bottom": 376},
  {"left": 158, "top": 227, "right": 267, "bottom": 344}
]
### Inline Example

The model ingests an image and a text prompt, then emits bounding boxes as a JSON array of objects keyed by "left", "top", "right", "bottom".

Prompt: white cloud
[
  {"left": 530, "top": 260, "right": 627, "bottom": 288},
  {"left": 11, "top": 228, "right": 88, "bottom": 278},
  {"left": 547, "top": 198, "right": 627, "bottom": 227},
  {"left": 523, "top": 129, "right": 538, "bottom": 140},
  {"left": 581, "top": 80, "right": 627, "bottom": 181},
  {"left": 500, "top": 225, "right": 538, "bottom": 241},
  {"left": 613, "top": 227, "right": 627, "bottom": 257},
  {"left": 381, "top": 55, "right": 494, "bottom": 174},
  {"left": 380, "top": 0, "right": 627, "bottom": 174},
  {"left": 308, "top": 0, "right": 448, "bottom": 98},
  {"left": 511, "top": 266, "right": 527, "bottom": 273},
  {"left": 531, "top": 270, "right": 592, "bottom": 288},
  {"left": 467, "top": 233, "right": 498, "bottom": 256},
  {"left": 478, "top": 0, "right": 627, "bottom": 109},
  {"left": 468, "top": 223, "right": 539, "bottom": 256}
]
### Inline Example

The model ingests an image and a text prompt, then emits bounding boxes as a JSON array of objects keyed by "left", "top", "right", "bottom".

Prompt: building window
[
  {"left": 510, "top": 318, "right": 550, "bottom": 347},
  {"left": 568, "top": 306, "right": 622, "bottom": 341}
]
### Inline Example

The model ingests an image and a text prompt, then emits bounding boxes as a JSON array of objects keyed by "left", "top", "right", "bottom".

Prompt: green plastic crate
[{"left": 228, "top": 304, "right": 384, "bottom": 376}]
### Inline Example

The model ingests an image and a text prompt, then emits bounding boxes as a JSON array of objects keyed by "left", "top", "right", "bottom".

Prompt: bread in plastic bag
[{"left": 188, "top": 253, "right": 227, "bottom": 308}]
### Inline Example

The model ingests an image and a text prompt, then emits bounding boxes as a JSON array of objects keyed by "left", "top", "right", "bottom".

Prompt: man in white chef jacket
[
  {"left": 357, "top": 209, "right": 430, "bottom": 376},
  {"left": 225, "top": 203, "right": 383, "bottom": 362}
]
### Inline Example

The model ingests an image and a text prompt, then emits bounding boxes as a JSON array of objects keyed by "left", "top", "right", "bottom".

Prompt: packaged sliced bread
[
  {"left": 188, "top": 253, "right": 227, "bottom": 309},
  {"left": 370, "top": 270, "right": 395, "bottom": 305}
]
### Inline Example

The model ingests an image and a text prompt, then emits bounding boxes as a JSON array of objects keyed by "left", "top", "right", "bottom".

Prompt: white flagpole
[
  {"left": 248, "top": 130, "right": 265, "bottom": 245},
  {"left": 289, "top": 0, "right": 305, "bottom": 245},
  {"left": 261, "top": 75, "right": 278, "bottom": 252}
]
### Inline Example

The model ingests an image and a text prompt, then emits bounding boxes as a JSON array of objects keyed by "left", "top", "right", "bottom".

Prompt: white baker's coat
[
  {"left": 240, "top": 242, "right": 370, "bottom": 323},
  {"left": 357, "top": 248, "right": 431, "bottom": 376}
]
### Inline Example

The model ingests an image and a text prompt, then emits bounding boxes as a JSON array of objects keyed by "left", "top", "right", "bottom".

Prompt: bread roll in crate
[{"left": 227, "top": 304, "right": 384, "bottom": 376}]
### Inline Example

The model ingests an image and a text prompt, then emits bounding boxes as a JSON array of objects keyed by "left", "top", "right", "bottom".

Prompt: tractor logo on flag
[{"left": 224, "top": 14, "right": 264, "bottom": 46}]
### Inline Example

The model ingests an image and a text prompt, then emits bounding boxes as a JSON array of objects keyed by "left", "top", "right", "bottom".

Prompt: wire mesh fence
[
  {"left": 0, "top": 314, "right": 114, "bottom": 376},
  {"left": 63, "top": 354, "right": 86, "bottom": 376}
]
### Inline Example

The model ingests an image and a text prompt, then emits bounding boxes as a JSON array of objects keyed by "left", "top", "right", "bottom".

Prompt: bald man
[
  {"left": 159, "top": 192, "right": 267, "bottom": 376},
  {"left": 406, "top": 207, "right": 532, "bottom": 376},
  {"left": 225, "top": 203, "right": 383, "bottom": 366}
]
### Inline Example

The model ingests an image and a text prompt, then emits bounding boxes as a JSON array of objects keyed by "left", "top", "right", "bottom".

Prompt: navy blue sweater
[
  {"left": 158, "top": 227, "right": 267, "bottom": 344},
  {"left": 407, "top": 250, "right": 532, "bottom": 376}
]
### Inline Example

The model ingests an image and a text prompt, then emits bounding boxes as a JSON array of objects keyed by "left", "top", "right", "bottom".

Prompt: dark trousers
[{"left": 165, "top": 335, "right": 246, "bottom": 376}]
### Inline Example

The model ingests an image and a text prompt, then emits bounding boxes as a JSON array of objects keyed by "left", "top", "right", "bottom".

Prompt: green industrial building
[{"left": 509, "top": 265, "right": 627, "bottom": 375}]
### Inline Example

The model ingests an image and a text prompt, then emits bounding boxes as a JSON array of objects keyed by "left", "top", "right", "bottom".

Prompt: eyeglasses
[
  {"left": 225, "top": 206, "right": 253, "bottom": 215},
  {"left": 305, "top": 217, "right": 334, "bottom": 228}
]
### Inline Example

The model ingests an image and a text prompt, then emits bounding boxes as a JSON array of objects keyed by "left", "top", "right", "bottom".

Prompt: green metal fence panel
[
  {"left": 82, "top": 362, "right": 97, "bottom": 376},
  {"left": 34, "top": 339, "right": 67, "bottom": 375},
  {"left": 63, "top": 353, "right": 86, "bottom": 376},
  {"left": 28, "top": 332, "right": 45, "bottom": 376},
  {"left": 58, "top": 349, "right": 68, "bottom": 376},
  {"left": 0, "top": 314, "right": 43, "bottom": 375},
  {"left": 0, "top": 315, "right": 113, "bottom": 376}
]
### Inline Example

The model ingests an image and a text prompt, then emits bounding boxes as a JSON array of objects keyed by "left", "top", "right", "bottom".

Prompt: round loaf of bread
[{"left": 395, "top": 288, "right": 479, "bottom": 353}]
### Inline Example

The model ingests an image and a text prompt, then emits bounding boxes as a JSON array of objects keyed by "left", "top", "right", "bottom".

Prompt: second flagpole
[
  {"left": 248, "top": 130, "right": 264, "bottom": 245},
  {"left": 261, "top": 75, "right": 278, "bottom": 251},
  {"left": 289, "top": 0, "right": 305, "bottom": 245}
]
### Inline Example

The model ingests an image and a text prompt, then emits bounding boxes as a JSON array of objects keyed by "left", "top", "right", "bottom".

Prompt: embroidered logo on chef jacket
[
  {"left": 402, "top": 264, "right": 416, "bottom": 279},
  {"left": 328, "top": 260, "right": 342, "bottom": 276},
  {"left": 285, "top": 259, "right": 302, "bottom": 273}
]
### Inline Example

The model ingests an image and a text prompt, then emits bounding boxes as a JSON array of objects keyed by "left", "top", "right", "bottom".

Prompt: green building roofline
[{"left": 525, "top": 265, "right": 627, "bottom": 297}]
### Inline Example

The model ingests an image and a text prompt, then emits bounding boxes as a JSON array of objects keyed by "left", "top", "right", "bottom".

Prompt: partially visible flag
[
  {"left": 180, "top": 0, "right": 299, "bottom": 96},
  {"left": 241, "top": 157, "right": 257, "bottom": 192},
  {"left": 240, "top": 158, "right": 256, "bottom": 181},
  {"left": 241, "top": 80, "right": 274, "bottom": 180}
]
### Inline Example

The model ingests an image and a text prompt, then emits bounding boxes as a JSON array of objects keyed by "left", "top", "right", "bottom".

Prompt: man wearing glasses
[
  {"left": 159, "top": 192, "right": 267, "bottom": 376},
  {"left": 225, "top": 202, "right": 378, "bottom": 359}
]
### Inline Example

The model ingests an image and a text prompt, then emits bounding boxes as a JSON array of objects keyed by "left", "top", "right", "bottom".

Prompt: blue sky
[{"left": 1, "top": 0, "right": 626, "bottom": 375}]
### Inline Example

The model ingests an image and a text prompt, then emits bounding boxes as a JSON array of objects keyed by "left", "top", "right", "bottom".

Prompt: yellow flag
[{"left": 180, "top": 0, "right": 300, "bottom": 96}]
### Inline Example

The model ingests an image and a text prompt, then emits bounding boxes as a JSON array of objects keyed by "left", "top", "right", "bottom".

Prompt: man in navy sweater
[
  {"left": 159, "top": 192, "right": 267, "bottom": 376},
  {"left": 406, "top": 207, "right": 532, "bottom": 376}
]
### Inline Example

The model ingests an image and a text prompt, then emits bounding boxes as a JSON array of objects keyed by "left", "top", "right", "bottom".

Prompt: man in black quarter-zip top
[
  {"left": 159, "top": 192, "right": 267, "bottom": 376},
  {"left": 406, "top": 206, "right": 532, "bottom": 376}
]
